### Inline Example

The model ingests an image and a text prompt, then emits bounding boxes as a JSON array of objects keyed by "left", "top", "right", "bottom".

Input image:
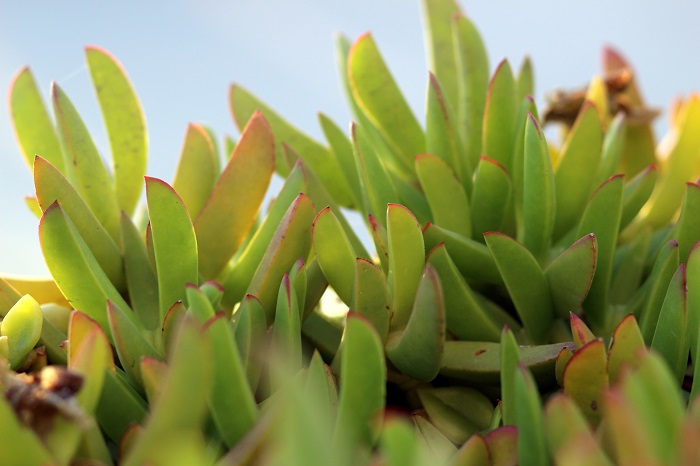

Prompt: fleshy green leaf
[
  {"left": 651, "top": 263, "right": 690, "bottom": 384},
  {"left": 441, "top": 340, "right": 573, "bottom": 386},
  {"left": 86, "top": 46, "right": 147, "bottom": 216},
  {"left": 379, "top": 417, "right": 420, "bottom": 466},
  {"left": 333, "top": 313, "right": 386, "bottom": 452},
  {"left": 609, "top": 226, "right": 649, "bottom": 305},
  {"left": 544, "top": 394, "right": 613, "bottom": 466},
  {"left": 425, "top": 73, "right": 469, "bottom": 189},
  {"left": 603, "top": 388, "right": 657, "bottom": 465},
  {"left": 244, "top": 194, "right": 315, "bottom": 321},
  {"left": 422, "top": 223, "right": 500, "bottom": 284},
  {"left": 107, "top": 300, "right": 161, "bottom": 388},
  {"left": 146, "top": 177, "right": 198, "bottom": 322},
  {"left": 232, "top": 294, "right": 267, "bottom": 392},
  {"left": 9, "top": 67, "right": 63, "bottom": 172},
  {"left": 68, "top": 311, "right": 111, "bottom": 413},
  {"left": 272, "top": 273, "right": 302, "bottom": 379},
  {"left": 387, "top": 204, "right": 425, "bottom": 330},
  {"left": 34, "top": 155, "right": 125, "bottom": 292},
  {"left": 639, "top": 240, "right": 680, "bottom": 343},
  {"left": 219, "top": 161, "right": 306, "bottom": 305},
  {"left": 500, "top": 326, "right": 520, "bottom": 426},
  {"left": 470, "top": 156, "right": 512, "bottom": 239},
  {"left": 318, "top": 113, "right": 363, "bottom": 208},
  {"left": 120, "top": 213, "right": 159, "bottom": 330},
  {"left": 451, "top": 432, "right": 490, "bottom": 466},
  {"left": 595, "top": 113, "right": 627, "bottom": 185},
  {"left": 516, "top": 56, "right": 534, "bottom": 102},
  {"left": 544, "top": 234, "right": 597, "bottom": 317},
  {"left": 520, "top": 114, "right": 555, "bottom": 259},
  {"left": 485, "top": 232, "right": 553, "bottom": 344},
  {"left": 620, "top": 164, "right": 657, "bottom": 229},
  {"left": 312, "top": 207, "right": 357, "bottom": 306},
  {"left": 512, "top": 97, "right": 539, "bottom": 236},
  {"left": 607, "top": 314, "right": 646, "bottom": 383},
  {"left": 482, "top": 60, "right": 517, "bottom": 173},
  {"left": 453, "top": 13, "right": 489, "bottom": 174},
  {"left": 578, "top": 175, "right": 624, "bottom": 331},
  {"left": 301, "top": 308, "right": 343, "bottom": 361},
  {"left": 689, "top": 243, "right": 700, "bottom": 400},
  {"left": 562, "top": 339, "right": 608, "bottom": 425},
  {"left": 96, "top": 369, "right": 148, "bottom": 443},
  {"left": 289, "top": 144, "right": 369, "bottom": 261},
  {"left": 52, "top": 82, "right": 121, "bottom": 244},
  {"left": 351, "top": 123, "right": 400, "bottom": 226},
  {"left": 669, "top": 182, "right": 700, "bottom": 262},
  {"left": 426, "top": 243, "right": 501, "bottom": 342},
  {"left": 569, "top": 313, "right": 596, "bottom": 349},
  {"left": 514, "top": 364, "right": 549, "bottom": 466},
  {"left": 386, "top": 265, "right": 445, "bottom": 382},
  {"left": 39, "top": 201, "right": 131, "bottom": 341},
  {"left": 553, "top": 103, "right": 602, "bottom": 240},
  {"left": 172, "top": 123, "right": 218, "bottom": 220},
  {"left": 121, "top": 319, "right": 212, "bottom": 466},
  {"left": 352, "top": 258, "right": 390, "bottom": 342},
  {"left": 415, "top": 153, "right": 471, "bottom": 237},
  {"left": 421, "top": 0, "right": 461, "bottom": 109},
  {"left": 348, "top": 33, "right": 425, "bottom": 173},
  {"left": 619, "top": 351, "right": 686, "bottom": 464},
  {"left": 202, "top": 313, "right": 258, "bottom": 447},
  {"left": 195, "top": 112, "right": 274, "bottom": 279},
  {"left": 161, "top": 301, "right": 186, "bottom": 356},
  {"left": 1, "top": 295, "right": 43, "bottom": 369},
  {"left": 229, "top": 84, "right": 353, "bottom": 206}
]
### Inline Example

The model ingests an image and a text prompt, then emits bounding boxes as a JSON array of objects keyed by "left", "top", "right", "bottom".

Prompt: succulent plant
[{"left": 3, "top": 0, "right": 700, "bottom": 464}]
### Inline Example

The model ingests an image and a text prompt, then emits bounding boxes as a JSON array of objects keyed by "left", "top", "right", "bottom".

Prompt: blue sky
[{"left": 1, "top": 1, "right": 698, "bottom": 275}]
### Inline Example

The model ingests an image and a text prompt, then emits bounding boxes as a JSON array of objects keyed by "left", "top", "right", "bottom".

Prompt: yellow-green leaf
[
  {"left": 86, "top": 46, "right": 147, "bottom": 216},
  {"left": 348, "top": 33, "right": 425, "bottom": 173},
  {"left": 195, "top": 112, "right": 274, "bottom": 279},
  {"left": 9, "top": 67, "right": 63, "bottom": 172},
  {"left": 172, "top": 123, "right": 218, "bottom": 220}
]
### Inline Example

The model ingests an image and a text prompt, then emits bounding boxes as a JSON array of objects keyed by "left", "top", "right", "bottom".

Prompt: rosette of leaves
[
  {"left": 0, "top": 46, "right": 400, "bottom": 465},
  {"left": 229, "top": 0, "right": 700, "bottom": 384},
  {"left": 225, "top": 0, "right": 700, "bottom": 461}
]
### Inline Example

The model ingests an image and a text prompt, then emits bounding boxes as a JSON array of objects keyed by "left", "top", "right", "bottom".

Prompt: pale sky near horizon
[{"left": 1, "top": 1, "right": 698, "bottom": 275}]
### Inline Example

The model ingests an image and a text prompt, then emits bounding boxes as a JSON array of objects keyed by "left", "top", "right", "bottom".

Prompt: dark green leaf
[
  {"left": 485, "top": 232, "right": 553, "bottom": 344},
  {"left": 453, "top": 14, "right": 489, "bottom": 173},
  {"left": 470, "top": 156, "right": 512, "bottom": 239},
  {"left": 386, "top": 265, "right": 445, "bottom": 382},
  {"left": 553, "top": 103, "right": 603, "bottom": 240},
  {"left": 544, "top": 234, "right": 597, "bottom": 317}
]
